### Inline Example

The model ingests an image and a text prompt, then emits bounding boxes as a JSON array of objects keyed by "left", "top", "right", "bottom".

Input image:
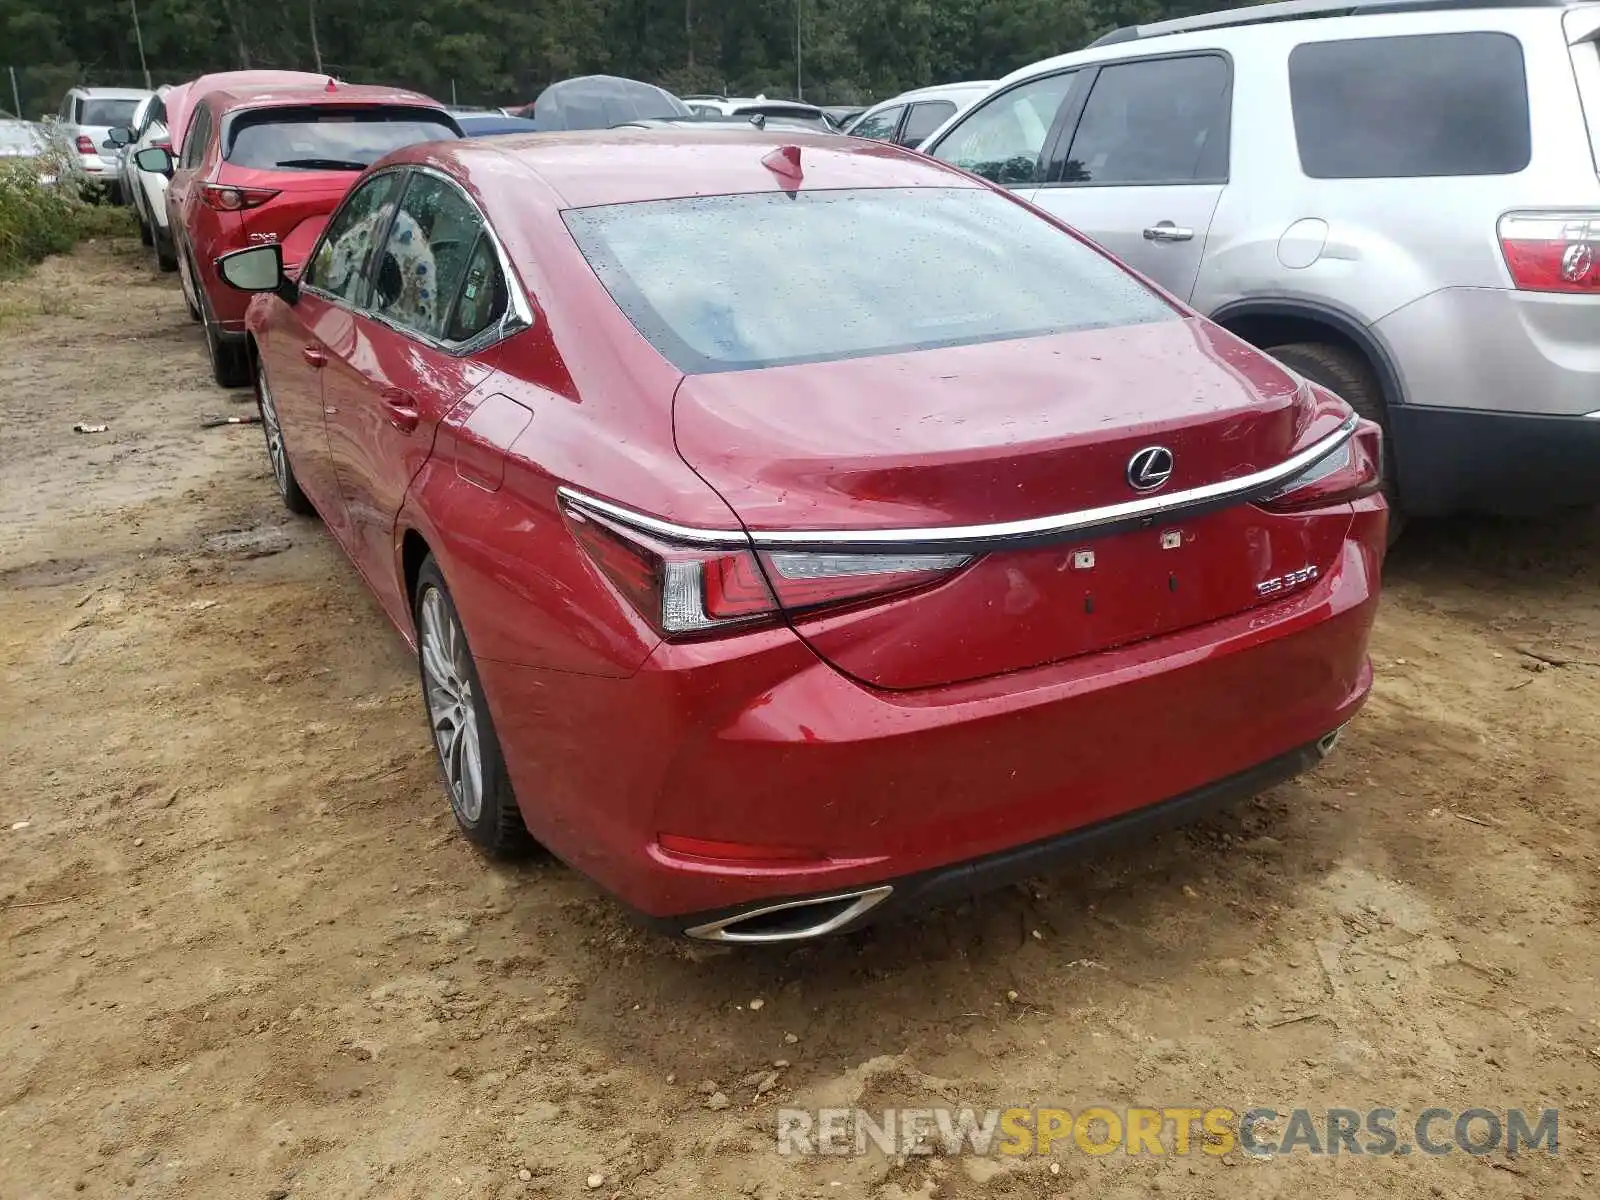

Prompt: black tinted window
[
  {"left": 80, "top": 98, "right": 141, "bottom": 127},
  {"left": 181, "top": 105, "right": 210, "bottom": 168},
  {"left": 444, "top": 237, "right": 509, "bottom": 343},
  {"left": 565, "top": 188, "right": 1173, "bottom": 374},
  {"left": 226, "top": 106, "right": 457, "bottom": 171},
  {"left": 1063, "top": 56, "right": 1230, "bottom": 185},
  {"left": 899, "top": 101, "right": 956, "bottom": 146},
  {"left": 1289, "top": 33, "right": 1530, "bottom": 178}
]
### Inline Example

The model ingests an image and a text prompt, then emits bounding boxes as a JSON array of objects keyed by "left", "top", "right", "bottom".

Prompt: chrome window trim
[
  {"left": 557, "top": 413, "right": 1358, "bottom": 553},
  {"left": 298, "top": 162, "right": 534, "bottom": 356}
]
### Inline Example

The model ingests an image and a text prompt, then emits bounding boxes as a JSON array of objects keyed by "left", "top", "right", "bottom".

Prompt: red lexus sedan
[
  {"left": 216, "top": 129, "right": 1386, "bottom": 943},
  {"left": 135, "top": 81, "right": 459, "bottom": 387}
]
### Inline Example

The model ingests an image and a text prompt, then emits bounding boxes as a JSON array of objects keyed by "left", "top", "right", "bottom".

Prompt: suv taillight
[
  {"left": 201, "top": 184, "right": 280, "bottom": 212},
  {"left": 75, "top": 135, "right": 95, "bottom": 155},
  {"left": 1258, "top": 419, "right": 1384, "bottom": 512},
  {"left": 1498, "top": 212, "right": 1600, "bottom": 294},
  {"left": 560, "top": 497, "right": 972, "bottom": 638}
]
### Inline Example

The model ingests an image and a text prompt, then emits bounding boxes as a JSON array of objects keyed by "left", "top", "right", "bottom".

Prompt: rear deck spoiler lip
[{"left": 557, "top": 412, "right": 1360, "bottom": 555}]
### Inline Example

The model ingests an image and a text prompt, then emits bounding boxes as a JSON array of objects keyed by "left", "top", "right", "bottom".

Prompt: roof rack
[{"left": 1089, "top": 0, "right": 1571, "bottom": 47}]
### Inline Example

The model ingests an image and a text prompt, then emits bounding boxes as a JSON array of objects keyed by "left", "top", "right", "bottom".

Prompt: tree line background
[{"left": 2, "top": 0, "right": 1252, "bottom": 116}]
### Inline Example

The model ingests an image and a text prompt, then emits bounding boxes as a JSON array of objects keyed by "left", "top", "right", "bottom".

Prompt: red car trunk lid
[{"left": 673, "top": 319, "right": 1354, "bottom": 690}]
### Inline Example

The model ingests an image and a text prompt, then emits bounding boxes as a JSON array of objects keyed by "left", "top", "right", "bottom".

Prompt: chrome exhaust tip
[
  {"left": 684, "top": 885, "right": 894, "bottom": 944},
  {"left": 1316, "top": 725, "right": 1345, "bottom": 759}
]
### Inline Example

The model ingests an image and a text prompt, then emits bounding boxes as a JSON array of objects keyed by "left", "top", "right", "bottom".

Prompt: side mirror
[
  {"left": 133, "top": 145, "right": 173, "bottom": 176},
  {"left": 216, "top": 243, "right": 297, "bottom": 305},
  {"left": 106, "top": 126, "right": 131, "bottom": 147}
]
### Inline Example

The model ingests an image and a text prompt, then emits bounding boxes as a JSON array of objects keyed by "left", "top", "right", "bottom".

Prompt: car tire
[
  {"left": 255, "top": 361, "right": 316, "bottom": 517},
  {"left": 155, "top": 230, "right": 178, "bottom": 273},
  {"left": 136, "top": 211, "right": 153, "bottom": 247},
  {"left": 1266, "top": 341, "right": 1403, "bottom": 538},
  {"left": 413, "top": 556, "right": 531, "bottom": 859},
  {"left": 205, "top": 317, "right": 251, "bottom": 388},
  {"left": 179, "top": 251, "right": 202, "bottom": 320}
]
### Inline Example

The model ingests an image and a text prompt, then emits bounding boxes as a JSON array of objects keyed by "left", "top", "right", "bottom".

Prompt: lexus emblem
[{"left": 1127, "top": 446, "right": 1174, "bottom": 492}]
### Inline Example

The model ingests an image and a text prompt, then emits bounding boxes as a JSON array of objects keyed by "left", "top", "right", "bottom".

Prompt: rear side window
[
  {"left": 850, "top": 106, "right": 904, "bottom": 141},
  {"left": 371, "top": 173, "right": 484, "bottom": 341},
  {"left": 181, "top": 104, "right": 212, "bottom": 168},
  {"left": 899, "top": 100, "right": 956, "bottom": 146},
  {"left": 303, "top": 172, "right": 404, "bottom": 303},
  {"left": 929, "top": 71, "right": 1077, "bottom": 186},
  {"left": 564, "top": 187, "right": 1174, "bottom": 374},
  {"left": 1289, "top": 33, "right": 1531, "bottom": 178},
  {"left": 225, "top": 106, "right": 457, "bottom": 172},
  {"left": 1061, "top": 55, "right": 1231, "bottom": 184}
]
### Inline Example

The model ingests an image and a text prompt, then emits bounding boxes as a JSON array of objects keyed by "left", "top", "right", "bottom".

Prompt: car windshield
[
  {"left": 564, "top": 186, "right": 1174, "bottom": 373},
  {"left": 225, "top": 106, "right": 457, "bottom": 171},
  {"left": 0, "top": 121, "right": 46, "bottom": 155},
  {"left": 80, "top": 98, "right": 142, "bottom": 127}
]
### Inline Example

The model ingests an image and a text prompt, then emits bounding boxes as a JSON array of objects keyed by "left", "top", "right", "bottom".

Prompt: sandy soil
[{"left": 2, "top": 241, "right": 1598, "bottom": 1200}]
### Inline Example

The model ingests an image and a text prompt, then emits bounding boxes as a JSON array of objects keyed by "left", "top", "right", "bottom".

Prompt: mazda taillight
[
  {"left": 1258, "top": 419, "right": 1383, "bottom": 512},
  {"left": 75, "top": 135, "right": 95, "bottom": 155},
  {"left": 1498, "top": 212, "right": 1600, "bottom": 294},
  {"left": 561, "top": 498, "right": 972, "bottom": 638},
  {"left": 201, "top": 184, "right": 280, "bottom": 212}
]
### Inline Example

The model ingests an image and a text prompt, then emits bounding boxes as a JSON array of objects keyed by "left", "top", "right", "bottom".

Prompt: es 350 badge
[{"left": 1256, "top": 564, "right": 1318, "bottom": 597}]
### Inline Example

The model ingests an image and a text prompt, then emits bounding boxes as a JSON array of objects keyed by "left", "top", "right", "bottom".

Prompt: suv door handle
[
  {"left": 381, "top": 388, "right": 420, "bottom": 434},
  {"left": 301, "top": 346, "right": 327, "bottom": 368},
  {"left": 1143, "top": 222, "right": 1195, "bottom": 243}
]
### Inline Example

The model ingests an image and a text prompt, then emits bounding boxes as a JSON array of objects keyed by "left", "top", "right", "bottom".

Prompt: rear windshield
[
  {"left": 80, "top": 98, "right": 141, "bottom": 127},
  {"left": 564, "top": 187, "right": 1174, "bottom": 373},
  {"left": 1289, "top": 33, "right": 1531, "bottom": 178},
  {"left": 225, "top": 106, "right": 457, "bottom": 171}
]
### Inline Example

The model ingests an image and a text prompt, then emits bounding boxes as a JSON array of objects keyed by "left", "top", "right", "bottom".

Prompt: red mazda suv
[
  {"left": 137, "top": 81, "right": 459, "bottom": 387},
  {"left": 217, "top": 130, "right": 1387, "bottom": 943}
]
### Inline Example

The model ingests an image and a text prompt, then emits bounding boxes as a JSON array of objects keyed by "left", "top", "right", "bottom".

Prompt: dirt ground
[{"left": 2, "top": 240, "right": 1598, "bottom": 1200}]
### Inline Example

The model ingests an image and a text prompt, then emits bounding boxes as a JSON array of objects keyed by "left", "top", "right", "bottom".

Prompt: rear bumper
[
  {"left": 1389, "top": 405, "right": 1600, "bottom": 516},
  {"left": 477, "top": 500, "right": 1384, "bottom": 925},
  {"left": 666, "top": 732, "right": 1339, "bottom": 941}
]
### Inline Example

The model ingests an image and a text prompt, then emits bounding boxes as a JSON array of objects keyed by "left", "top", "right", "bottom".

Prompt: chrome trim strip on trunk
[{"left": 558, "top": 413, "right": 1358, "bottom": 554}]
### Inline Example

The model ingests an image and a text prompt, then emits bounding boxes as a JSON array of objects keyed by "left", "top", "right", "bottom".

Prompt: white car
[
  {"left": 111, "top": 88, "right": 178, "bottom": 271},
  {"left": 681, "top": 95, "right": 836, "bottom": 132},
  {"left": 56, "top": 85, "right": 151, "bottom": 200},
  {"left": 843, "top": 81, "right": 996, "bottom": 148}
]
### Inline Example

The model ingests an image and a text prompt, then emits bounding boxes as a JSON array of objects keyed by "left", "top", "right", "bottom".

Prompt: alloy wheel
[
  {"left": 418, "top": 587, "right": 485, "bottom": 824},
  {"left": 258, "top": 370, "right": 289, "bottom": 498}
]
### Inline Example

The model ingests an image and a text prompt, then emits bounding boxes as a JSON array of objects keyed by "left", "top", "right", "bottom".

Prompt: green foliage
[
  {"left": 0, "top": 134, "right": 132, "bottom": 278},
  {"left": 0, "top": 153, "right": 80, "bottom": 278},
  {"left": 0, "top": 0, "right": 1257, "bottom": 111}
]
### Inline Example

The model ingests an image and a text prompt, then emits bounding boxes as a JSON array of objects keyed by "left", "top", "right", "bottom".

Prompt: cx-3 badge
[{"left": 1127, "top": 446, "right": 1174, "bottom": 491}]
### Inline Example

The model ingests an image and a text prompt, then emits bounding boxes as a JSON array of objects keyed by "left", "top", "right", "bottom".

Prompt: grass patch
[{"left": 0, "top": 144, "right": 136, "bottom": 280}]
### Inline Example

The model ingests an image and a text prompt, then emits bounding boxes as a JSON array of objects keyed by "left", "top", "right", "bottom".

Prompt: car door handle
[
  {"left": 301, "top": 346, "right": 327, "bottom": 368},
  {"left": 1142, "top": 222, "right": 1195, "bottom": 243},
  {"left": 381, "top": 389, "right": 420, "bottom": 434}
]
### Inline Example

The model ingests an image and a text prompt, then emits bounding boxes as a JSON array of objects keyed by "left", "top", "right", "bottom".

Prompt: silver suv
[
  {"left": 922, "top": 0, "right": 1600, "bottom": 519},
  {"left": 56, "top": 86, "right": 151, "bottom": 201}
]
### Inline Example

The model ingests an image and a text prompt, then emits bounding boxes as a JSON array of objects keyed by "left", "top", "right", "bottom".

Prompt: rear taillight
[
  {"left": 1257, "top": 419, "right": 1383, "bottom": 512},
  {"left": 152, "top": 140, "right": 172, "bottom": 154},
  {"left": 75, "top": 135, "right": 95, "bottom": 155},
  {"left": 1498, "top": 212, "right": 1600, "bottom": 294},
  {"left": 201, "top": 184, "right": 281, "bottom": 212},
  {"left": 561, "top": 498, "right": 971, "bottom": 638}
]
